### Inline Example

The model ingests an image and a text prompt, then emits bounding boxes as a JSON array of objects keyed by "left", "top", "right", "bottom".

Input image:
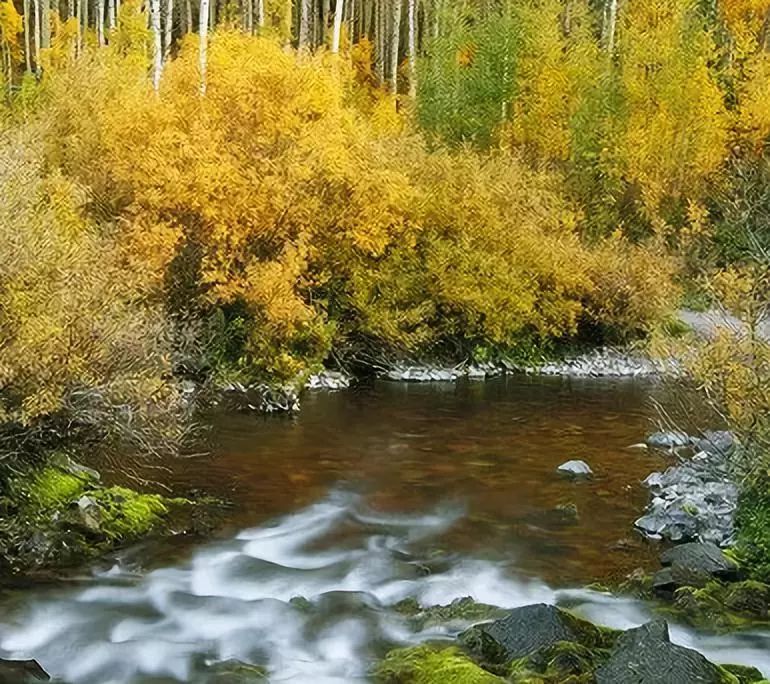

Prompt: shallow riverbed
[{"left": 1, "top": 376, "right": 769, "bottom": 682}]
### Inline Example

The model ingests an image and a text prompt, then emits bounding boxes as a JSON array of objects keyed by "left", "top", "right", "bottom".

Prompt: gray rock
[
  {"left": 459, "top": 603, "right": 605, "bottom": 664},
  {"left": 516, "top": 347, "right": 672, "bottom": 378},
  {"left": 596, "top": 620, "right": 731, "bottom": 684},
  {"left": 660, "top": 542, "right": 738, "bottom": 579},
  {"left": 0, "top": 658, "right": 50, "bottom": 683},
  {"left": 557, "top": 460, "right": 594, "bottom": 478},
  {"left": 75, "top": 495, "right": 103, "bottom": 533},
  {"left": 305, "top": 371, "right": 351, "bottom": 391},
  {"left": 694, "top": 431, "right": 736, "bottom": 457},
  {"left": 646, "top": 431, "right": 691, "bottom": 449}
]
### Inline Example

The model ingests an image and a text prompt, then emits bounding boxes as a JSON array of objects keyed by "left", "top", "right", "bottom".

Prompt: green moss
[
  {"left": 394, "top": 597, "right": 507, "bottom": 631},
  {"left": 372, "top": 646, "right": 504, "bottom": 684},
  {"left": 667, "top": 580, "right": 770, "bottom": 631},
  {"left": 90, "top": 486, "right": 168, "bottom": 540},
  {"left": 507, "top": 641, "right": 610, "bottom": 683},
  {"left": 14, "top": 467, "right": 88, "bottom": 510},
  {"left": 720, "top": 664, "right": 766, "bottom": 684}
]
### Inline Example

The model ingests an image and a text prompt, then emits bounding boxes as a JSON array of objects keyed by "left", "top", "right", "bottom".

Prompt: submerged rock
[
  {"left": 0, "top": 658, "right": 50, "bottom": 683},
  {"left": 646, "top": 431, "right": 692, "bottom": 449},
  {"left": 557, "top": 460, "right": 593, "bottom": 479},
  {"left": 595, "top": 620, "right": 743, "bottom": 684}
]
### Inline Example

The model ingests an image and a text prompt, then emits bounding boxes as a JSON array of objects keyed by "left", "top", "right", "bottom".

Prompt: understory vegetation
[{"left": 0, "top": 0, "right": 769, "bottom": 573}]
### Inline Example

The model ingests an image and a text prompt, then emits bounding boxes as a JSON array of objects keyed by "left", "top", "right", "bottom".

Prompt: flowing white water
[{"left": 2, "top": 490, "right": 769, "bottom": 683}]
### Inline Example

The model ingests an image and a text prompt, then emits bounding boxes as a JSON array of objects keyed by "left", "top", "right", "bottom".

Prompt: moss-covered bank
[{"left": 0, "top": 452, "right": 224, "bottom": 576}]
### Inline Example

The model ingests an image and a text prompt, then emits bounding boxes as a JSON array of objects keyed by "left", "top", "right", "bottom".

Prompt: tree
[
  {"left": 164, "top": 0, "right": 173, "bottom": 56},
  {"left": 331, "top": 0, "right": 343, "bottom": 52},
  {"left": 407, "top": 0, "right": 415, "bottom": 95},
  {"left": 199, "top": 0, "right": 209, "bottom": 94},
  {"left": 602, "top": 0, "right": 618, "bottom": 54},
  {"left": 299, "top": 0, "right": 311, "bottom": 49},
  {"left": 150, "top": 0, "right": 163, "bottom": 91},
  {"left": 388, "top": 0, "right": 401, "bottom": 93}
]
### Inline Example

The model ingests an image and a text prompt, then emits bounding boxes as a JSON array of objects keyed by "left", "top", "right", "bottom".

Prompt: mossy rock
[
  {"left": 372, "top": 645, "right": 504, "bottom": 684},
  {"left": 735, "top": 486, "right": 770, "bottom": 581},
  {"left": 508, "top": 640, "right": 611, "bottom": 683},
  {"left": 459, "top": 604, "right": 619, "bottom": 669},
  {"left": 393, "top": 596, "right": 507, "bottom": 631},
  {"left": 205, "top": 659, "right": 268, "bottom": 682},
  {"left": 720, "top": 663, "right": 767, "bottom": 684},
  {"left": 668, "top": 580, "right": 770, "bottom": 631}
]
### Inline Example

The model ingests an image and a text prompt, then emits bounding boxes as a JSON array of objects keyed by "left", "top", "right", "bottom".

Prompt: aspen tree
[
  {"left": 108, "top": 0, "right": 115, "bottom": 31},
  {"left": 388, "top": 0, "right": 401, "bottom": 93},
  {"left": 96, "top": 0, "right": 104, "bottom": 45},
  {"left": 41, "top": 0, "right": 49, "bottom": 48},
  {"left": 23, "top": 0, "right": 31, "bottom": 72},
  {"left": 150, "top": 0, "right": 162, "bottom": 91},
  {"left": 164, "top": 0, "right": 173, "bottom": 56},
  {"left": 407, "top": 0, "right": 416, "bottom": 96},
  {"left": 199, "top": 0, "right": 209, "bottom": 94},
  {"left": 33, "top": 0, "right": 40, "bottom": 75},
  {"left": 257, "top": 0, "right": 263, "bottom": 27},
  {"left": 375, "top": 0, "right": 384, "bottom": 83},
  {"left": 603, "top": 0, "right": 618, "bottom": 54},
  {"left": 299, "top": 0, "right": 312, "bottom": 49},
  {"left": 331, "top": 0, "right": 343, "bottom": 52}
]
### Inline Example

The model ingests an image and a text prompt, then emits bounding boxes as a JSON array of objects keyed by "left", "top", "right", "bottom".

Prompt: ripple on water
[{"left": 1, "top": 490, "right": 770, "bottom": 683}]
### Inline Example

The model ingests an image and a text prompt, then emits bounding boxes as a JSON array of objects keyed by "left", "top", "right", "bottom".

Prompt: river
[{"left": 1, "top": 375, "right": 769, "bottom": 682}]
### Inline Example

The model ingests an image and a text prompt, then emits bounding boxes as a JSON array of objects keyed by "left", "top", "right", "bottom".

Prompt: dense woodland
[{"left": 0, "top": 0, "right": 768, "bottom": 476}]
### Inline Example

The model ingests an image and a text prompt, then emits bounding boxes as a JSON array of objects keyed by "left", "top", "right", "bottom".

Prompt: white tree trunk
[
  {"left": 298, "top": 0, "right": 312, "bottom": 50},
  {"left": 184, "top": 0, "right": 191, "bottom": 33},
  {"left": 407, "top": 0, "right": 415, "bottom": 96},
  {"left": 199, "top": 0, "right": 210, "bottom": 95},
  {"left": 150, "top": 0, "right": 163, "bottom": 91},
  {"left": 96, "top": 0, "right": 105, "bottom": 45},
  {"left": 331, "top": 0, "right": 343, "bottom": 52},
  {"left": 257, "top": 0, "right": 264, "bottom": 28},
  {"left": 375, "top": 0, "right": 384, "bottom": 84},
  {"left": 23, "top": 0, "right": 32, "bottom": 73},
  {"left": 33, "top": 0, "right": 41, "bottom": 75},
  {"left": 108, "top": 0, "right": 115, "bottom": 30},
  {"left": 603, "top": 0, "right": 618, "bottom": 54},
  {"left": 388, "top": 0, "right": 401, "bottom": 94},
  {"left": 244, "top": 0, "right": 253, "bottom": 34},
  {"left": 41, "top": 0, "right": 50, "bottom": 49},
  {"left": 164, "top": 0, "right": 174, "bottom": 56}
]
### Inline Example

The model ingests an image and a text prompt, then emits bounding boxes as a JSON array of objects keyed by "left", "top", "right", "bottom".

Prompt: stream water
[{"left": 1, "top": 376, "right": 769, "bottom": 682}]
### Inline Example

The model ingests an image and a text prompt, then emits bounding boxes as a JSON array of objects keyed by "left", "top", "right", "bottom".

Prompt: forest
[{"left": 1, "top": 0, "right": 770, "bottom": 679}]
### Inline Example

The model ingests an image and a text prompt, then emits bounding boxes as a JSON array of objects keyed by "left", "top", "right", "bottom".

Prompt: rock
[
  {"left": 305, "top": 370, "right": 351, "bottom": 391},
  {"left": 515, "top": 347, "right": 669, "bottom": 378},
  {"left": 383, "top": 365, "right": 462, "bottom": 382},
  {"left": 554, "top": 502, "right": 580, "bottom": 522},
  {"left": 48, "top": 453, "right": 100, "bottom": 482},
  {"left": 74, "top": 495, "right": 103, "bottom": 534},
  {"left": 596, "top": 620, "right": 736, "bottom": 684},
  {"left": 394, "top": 596, "right": 507, "bottom": 631},
  {"left": 724, "top": 581, "right": 770, "bottom": 619},
  {"left": 721, "top": 663, "right": 766, "bottom": 683},
  {"left": 557, "top": 460, "right": 593, "bottom": 479},
  {"left": 695, "top": 431, "right": 737, "bottom": 457},
  {"left": 646, "top": 431, "right": 691, "bottom": 449},
  {"left": 0, "top": 658, "right": 50, "bottom": 683},
  {"left": 373, "top": 646, "right": 504, "bottom": 683},
  {"left": 204, "top": 659, "right": 267, "bottom": 682},
  {"left": 459, "top": 603, "right": 616, "bottom": 665},
  {"left": 660, "top": 542, "right": 739, "bottom": 579}
]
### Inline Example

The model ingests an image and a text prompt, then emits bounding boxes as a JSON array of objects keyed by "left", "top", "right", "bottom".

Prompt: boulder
[
  {"left": 596, "top": 620, "right": 736, "bottom": 684},
  {"left": 694, "top": 431, "right": 736, "bottom": 457},
  {"left": 557, "top": 460, "right": 593, "bottom": 479},
  {"left": 0, "top": 659, "right": 50, "bottom": 683},
  {"left": 660, "top": 542, "right": 738, "bottom": 580},
  {"left": 646, "top": 431, "right": 691, "bottom": 449},
  {"left": 460, "top": 603, "right": 615, "bottom": 665}
]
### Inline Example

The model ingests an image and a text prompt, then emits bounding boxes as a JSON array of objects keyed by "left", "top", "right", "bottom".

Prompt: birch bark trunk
[
  {"left": 23, "top": 0, "right": 32, "bottom": 73},
  {"left": 388, "top": 0, "right": 401, "bottom": 94},
  {"left": 603, "top": 0, "right": 618, "bottom": 54},
  {"left": 407, "top": 0, "right": 415, "bottom": 96},
  {"left": 164, "top": 0, "right": 173, "bottom": 56},
  {"left": 150, "top": 0, "right": 163, "bottom": 91},
  {"left": 96, "top": 0, "right": 104, "bottom": 45},
  {"left": 199, "top": 0, "right": 209, "bottom": 94},
  {"left": 108, "top": 0, "right": 115, "bottom": 30},
  {"left": 33, "top": 0, "right": 41, "bottom": 75},
  {"left": 298, "top": 0, "right": 312, "bottom": 50},
  {"left": 331, "top": 0, "right": 343, "bottom": 52}
]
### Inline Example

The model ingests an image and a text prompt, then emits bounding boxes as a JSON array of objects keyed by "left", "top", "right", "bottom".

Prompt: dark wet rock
[
  {"left": 695, "top": 431, "right": 737, "bottom": 457},
  {"left": 0, "top": 658, "right": 50, "bottom": 682},
  {"left": 459, "top": 603, "right": 617, "bottom": 666},
  {"left": 557, "top": 460, "right": 593, "bottom": 479},
  {"left": 595, "top": 620, "right": 738, "bottom": 684},
  {"left": 724, "top": 581, "right": 770, "bottom": 619},
  {"left": 554, "top": 502, "right": 580, "bottom": 523},
  {"left": 636, "top": 447, "right": 737, "bottom": 546},
  {"left": 660, "top": 542, "right": 738, "bottom": 580},
  {"left": 509, "top": 640, "right": 611, "bottom": 682},
  {"left": 646, "top": 431, "right": 692, "bottom": 449},
  {"left": 73, "top": 495, "right": 103, "bottom": 534}
]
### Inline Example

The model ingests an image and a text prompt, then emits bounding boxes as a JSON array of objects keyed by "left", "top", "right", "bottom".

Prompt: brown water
[
  {"left": 174, "top": 375, "right": 667, "bottom": 584},
  {"left": 3, "top": 375, "right": 769, "bottom": 683}
]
